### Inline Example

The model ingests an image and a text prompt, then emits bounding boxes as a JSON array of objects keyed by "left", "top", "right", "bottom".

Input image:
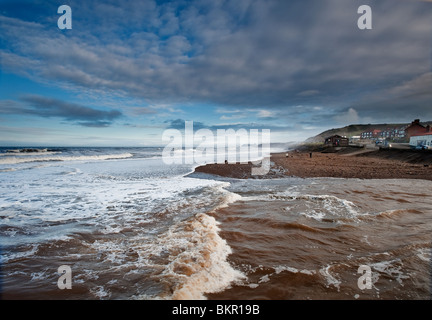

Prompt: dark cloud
[
  {"left": 130, "top": 107, "right": 158, "bottom": 116},
  {"left": 0, "top": 0, "right": 431, "bottom": 130},
  {"left": 165, "top": 118, "right": 206, "bottom": 130},
  {"left": 0, "top": 95, "right": 122, "bottom": 127},
  {"left": 21, "top": 95, "right": 122, "bottom": 121},
  {"left": 164, "top": 118, "right": 293, "bottom": 133},
  {"left": 77, "top": 121, "right": 114, "bottom": 128}
]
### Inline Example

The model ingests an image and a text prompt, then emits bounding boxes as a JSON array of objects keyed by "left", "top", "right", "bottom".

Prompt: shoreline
[{"left": 194, "top": 148, "right": 432, "bottom": 181}]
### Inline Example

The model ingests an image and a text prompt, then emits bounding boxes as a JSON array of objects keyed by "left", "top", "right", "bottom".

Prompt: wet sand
[{"left": 194, "top": 148, "right": 432, "bottom": 181}]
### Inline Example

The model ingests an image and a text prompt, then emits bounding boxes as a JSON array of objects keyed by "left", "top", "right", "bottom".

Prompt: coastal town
[
  {"left": 323, "top": 119, "right": 432, "bottom": 150},
  {"left": 195, "top": 118, "right": 432, "bottom": 181}
]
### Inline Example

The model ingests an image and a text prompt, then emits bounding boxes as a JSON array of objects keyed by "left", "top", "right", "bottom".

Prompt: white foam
[
  {"left": 274, "top": 265, "right": 300, "bottom": 274},
  {"left": 1, "top": 244, "right": 39, "bottom": 263},
  {"left": 1, "top": 151, "right": 249, "bottom": 299},
  {"left": 258, "top": 274, "right": 270, "bottom": 283},
  {"left": 30, "top": 269, "right": 50, "bottom": 281},
  {"left": 91, "top": 286, "right": 111, "bottom": 299},
  {"left": 274, "top": 265, "right": 316, "bottom": 276},
  {"left": 370, "top": 259, "right": 409, "bottom": 286},
  {"left": 242, "top": 264, "right": 316, "bottom": 290},
  {"left": 319, "top": 265, "right": 341, "bottom": 291},
  {"left": 416, "top": 247, "right": 432, "bottom": 262},
  {"left": 144, "top": 213, "right": 246, "bottom": 300},
  {"left": 210, "top": 183, "right": 242, "bottom": 211},
  {"left": 1, "top": 148, "right": 52, "bottom": 155},
  {"left": 271, "top": 191, "right": 363, "bottom": 222},
  {"left": 0, "top": 153, "right": 134, "bottom": 165},
  {"left": 0, "top": 157, "right": 229, "bottom": 229}
]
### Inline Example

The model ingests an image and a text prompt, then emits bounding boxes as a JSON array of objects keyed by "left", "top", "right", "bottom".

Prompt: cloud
[
  {"left": 0, "top": 95, "right": 122, "bottom": 127},
  {"left": 256, "top": 109, "right": 276, "bottom": 119},
  {"left": 129, "top": 107, "right": 158, "bottom": 116},
  {"left": 220, "top": 114, "right": 245, "bottom": 120},
  {"left": 77, "top": 121, "right": 114, "bottom": 128},
  {"left": 164, "top": 118, "right": 206, "bottom": 130},
  {"left": 334, "top": 108, "right": 360, "bottom": 125},
  {"left": 0, "top": 0, "right": 431, "bottom": 139},
  {"left": 164, "top": 118, "right": 294, "bottom": 133},
  {"left": 297, "top": 90, "right": 320, "bottom": 97},
  {"left": 349, "top": 72, "right": 432, "bottom": 122},
  {"left": 1, "top": 1, "right": 430, "bottom": 106}
]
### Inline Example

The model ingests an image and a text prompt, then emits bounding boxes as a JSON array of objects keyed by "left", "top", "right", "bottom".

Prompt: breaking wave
[{"left": 0, "top": 153, "right": 134, "bottom": 165}]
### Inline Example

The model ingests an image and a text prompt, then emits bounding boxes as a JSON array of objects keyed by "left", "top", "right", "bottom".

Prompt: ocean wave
[
  {"left": 0, "top": 153, "right": 134, "bottom": 165},
  {"left": 269, "top": 192, "right": 363, "bottom": 222},
  {"left": 235, "top": 264, "right": 317, "bottom": 290},
  {"left": 238, "top": 187, "right": 361, "bottom": 220},
  {"left": 416, "top": 247, "right": 431, "bottom": 262},
  {"left": 136, "top": 213, "right": 246, "bottom": 300},
  {"left": 0, "top": 172, "right": 244, "bottom": 299},
  {"left": 319, "top": 264, "right": 342, "bottom": 291},
  {"left": 3, "top": 148, "right": 50, "bottom": 153},
  {"left": 0, "top": 151, "right": 61, "bottom": 157},
  {"left": 369, "top": 258, "right": 409, "bottom": 286},
  {"left": 375, "top": 209, "right": 423, "bottom": 219}
]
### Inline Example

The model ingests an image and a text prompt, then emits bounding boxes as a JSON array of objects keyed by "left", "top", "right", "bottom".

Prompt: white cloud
[
  {"left": 220, "top": 114, "right": 245, "bottom": 120},
  {"left": 334, "top": 108, "right": 360, "bottom": 125},
  {"left": 256, "top": 110, "right": 274, "bottom": 118}
]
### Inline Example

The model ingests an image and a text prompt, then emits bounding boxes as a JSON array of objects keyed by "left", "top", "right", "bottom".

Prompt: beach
[{"left": 195, "top": 148, "right": 432, "bottom": 181}]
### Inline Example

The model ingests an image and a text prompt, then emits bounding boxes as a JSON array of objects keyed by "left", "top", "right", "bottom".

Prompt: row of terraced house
[
  {"left": 360, "top": 119, "right": 432, "bottom": 141},
  {"left": 360, "top": 127, "right": 407, "bottom": 140}
]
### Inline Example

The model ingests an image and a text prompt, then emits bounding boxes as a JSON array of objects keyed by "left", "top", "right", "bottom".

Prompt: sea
[{"left": 0, "top": 147, "right": 431, "bottom": 300}]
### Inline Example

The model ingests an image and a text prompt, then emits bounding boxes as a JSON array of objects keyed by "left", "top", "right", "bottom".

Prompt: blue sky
[{"left": 0, "top": 0, "right": 432, "bottom": 146}]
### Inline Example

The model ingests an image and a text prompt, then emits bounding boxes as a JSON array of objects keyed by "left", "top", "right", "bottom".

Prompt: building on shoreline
[
  {"left": 405, "top": 119, "right": 432, "bottom": 139},
  {"left": 325, "top": 135, "right": 349, "bottom": 147},
  {"left": 360, "top": 129, "right": 382, "bottom": 139},
  {"left": 358, "top": 120, "right": 432, "bottom": 142},
  {"left": 409, "top": 133, "right": 432, "bottom": 149}
]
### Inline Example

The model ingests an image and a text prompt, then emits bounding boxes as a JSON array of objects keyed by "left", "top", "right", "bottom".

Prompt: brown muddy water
[
  {"left": 1, "top": 170, "right": 431, "bottom": 300},
  {"left": 206, "top": 177, "right": 432, "bottom": 300}
]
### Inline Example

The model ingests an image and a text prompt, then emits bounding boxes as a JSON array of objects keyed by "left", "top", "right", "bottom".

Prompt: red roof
[{"left": 411, "top": 132, "right": 432, "bottom": 137}]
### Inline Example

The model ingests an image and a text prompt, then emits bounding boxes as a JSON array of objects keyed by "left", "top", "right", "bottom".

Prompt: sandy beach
[{"left": 194, "top": 148, "right": 432, "bottom": 181}]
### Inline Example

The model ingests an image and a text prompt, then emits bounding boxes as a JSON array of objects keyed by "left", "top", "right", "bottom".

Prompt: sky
[{"left": 0, "top": 0, "right": 431, "bottom": 147}]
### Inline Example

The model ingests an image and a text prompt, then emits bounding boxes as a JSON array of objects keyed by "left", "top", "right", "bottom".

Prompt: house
[
  {"left": 405, "top": 119, "right": 432, "bottom": 138},
  {"left": 360, "top": 131, "right": 369, "bottom": 139},
  {"left": 325, "top": 135, "right": 349, "bottom": 147},
  {"left": 380, "top": 128, "right": 391, "bottom": 139},
  {"left": 360, "top": 129, "right": 381, "bottom": 139},
  {"left": 350, "top": 135, "right": 361, "bottom": 142},
  {"left": 361, "top": 126, "right": 407, "bottom": 140},
  {"left": 379, "top": 127, "right": 407, "bottom": 139},
  {"left": 409, "top": 133, "right": 432, "bottom": 149},
  {"left": 395, "top": 127, "right": 407, "bottom": 139}
]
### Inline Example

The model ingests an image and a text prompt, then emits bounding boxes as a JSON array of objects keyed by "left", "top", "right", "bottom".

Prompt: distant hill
[{"left": 305, "top": 121, "right": 432, "bottom": 143}]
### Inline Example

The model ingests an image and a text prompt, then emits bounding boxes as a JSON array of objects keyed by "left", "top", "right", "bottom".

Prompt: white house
[{"left": 409, "top": 133, "right": 432, "bottom": 149}]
